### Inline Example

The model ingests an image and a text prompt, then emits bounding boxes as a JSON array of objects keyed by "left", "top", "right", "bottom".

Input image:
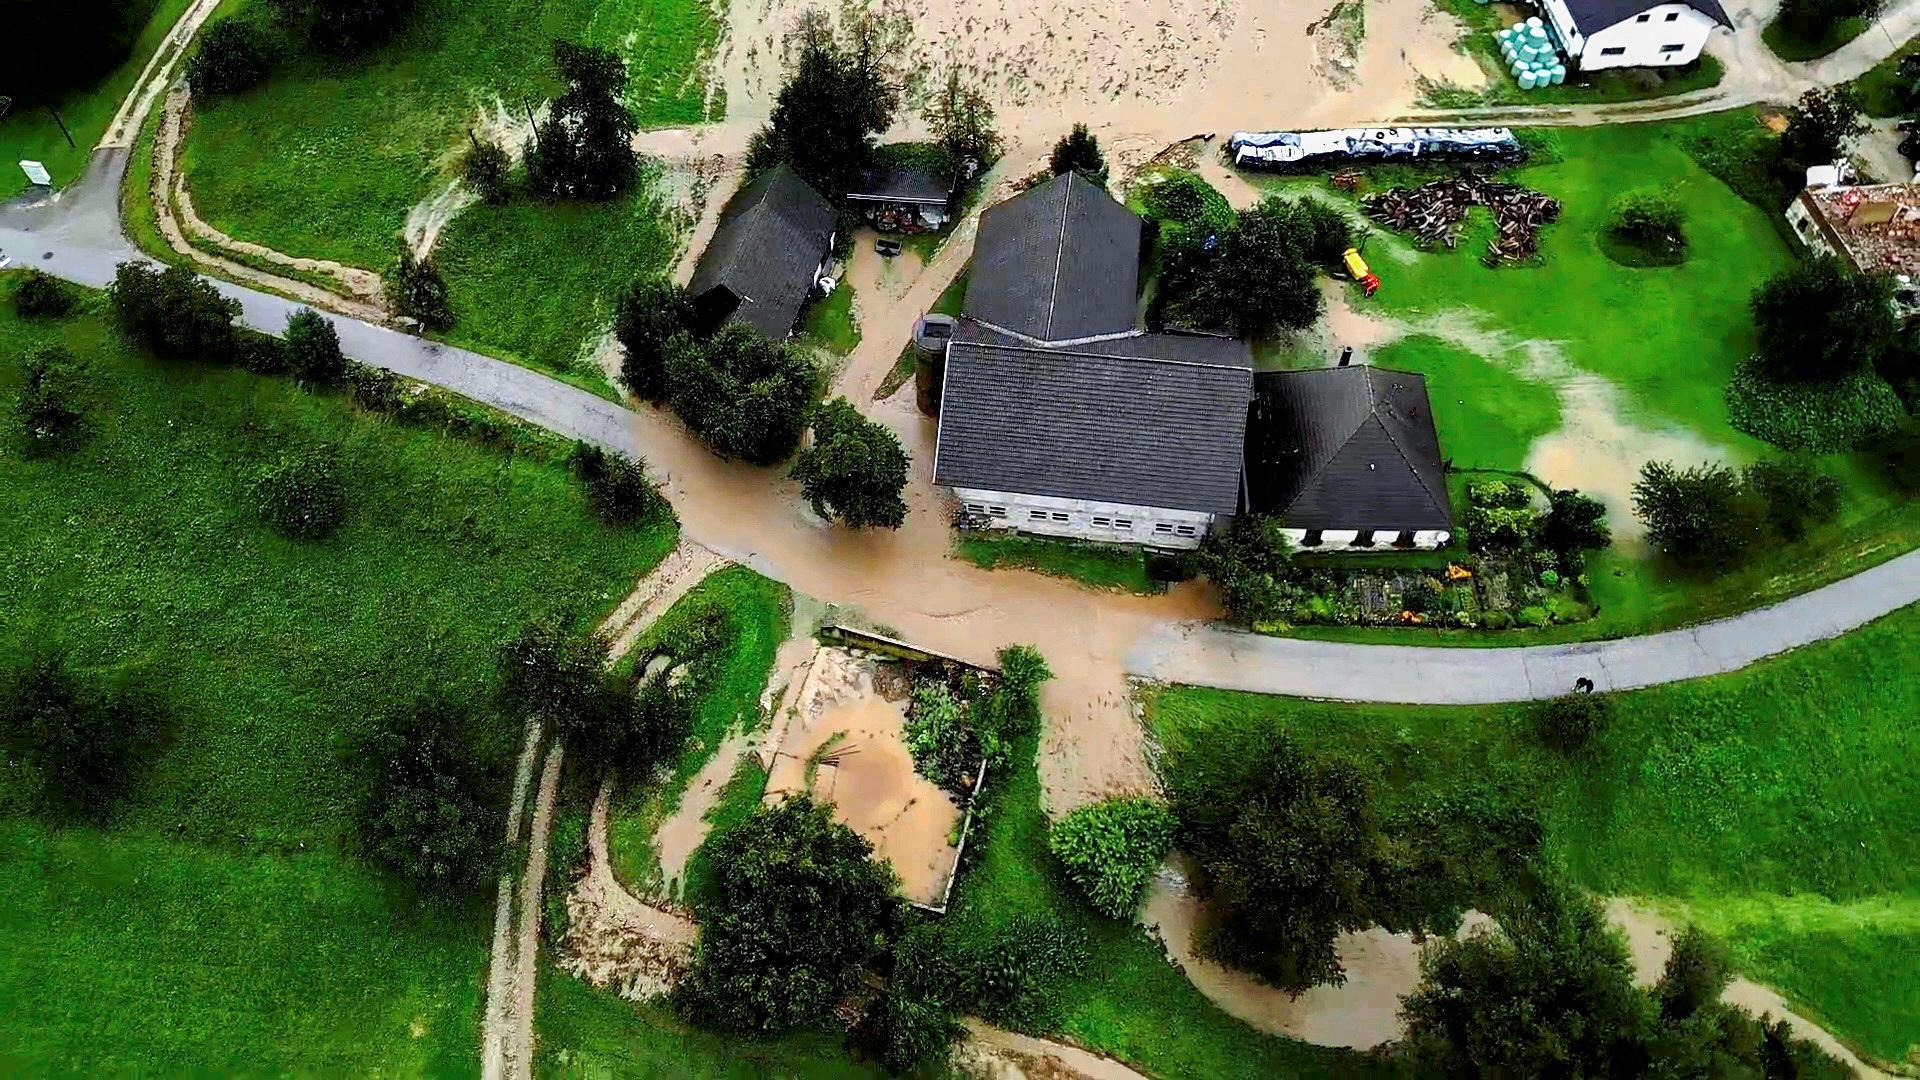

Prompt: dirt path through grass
[{"left": 97, "top": 0, "right": 223, "bottom": 150}]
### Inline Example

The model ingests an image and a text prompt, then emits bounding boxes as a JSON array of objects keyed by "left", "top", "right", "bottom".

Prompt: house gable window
[
  {"left": 1664, "top": 10, "right": 1680, "bottom": 18},
  {"left": 1659, "top": 43, "right": 1684, "bottom": 51},
  {"left": 1601, "top": 46, "right": 1627, "bottom": 55},
  {"left": 1635, "top": 11, "right": 1650, "bottom": 20}
]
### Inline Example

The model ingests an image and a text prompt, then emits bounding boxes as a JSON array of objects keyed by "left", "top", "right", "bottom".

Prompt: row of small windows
[
  {"left": 1633, "top": 10, "right": 1683, "bottom": 20},
  {"left": 964, "top": 503, "right": 1197, "bottom": 538},
  {"left": 1599, "top": 43, "right": 1686, "bottom": 56}
]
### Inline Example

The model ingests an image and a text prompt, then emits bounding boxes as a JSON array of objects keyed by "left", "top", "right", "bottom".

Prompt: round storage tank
[{"left": 912, "top": 314, "right": 956, "bottom": 417}]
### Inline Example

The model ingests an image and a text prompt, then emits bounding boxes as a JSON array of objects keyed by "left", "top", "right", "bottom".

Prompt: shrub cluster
[
  {"left": 663, "top": 325, "right": 819, "bottom": 464},
  {"left": 1530, "top": 692, "right": 1612, "bottom": 757},
  {"left": 902, "top": 646, "right": 1051, "bottom": 794},
  {"left": 1633, "top": 456, "right": 1842, "bottom": 568},
  {"left": 567, "top": 441, "right": 668, "bottom": 527},
  {"left": 187, "top": 18, "right": 274, "bottom": 97},
  {"left": 356, "top": 696, "right": 501, "bottom": 894},
  {"left": 108, "top": 261, "right": 241, "bottom": 359},
  {"left": 254, "top": 445, "right": 348, "bottom": 539},
  {"left": 1609, "top": 189, "right": 1684, "bottom": 247},
  {"left": 1136, "top": 169, "right": 1235, "bottom": 236},
  {"left": 1155, "top": 194, "right": 1348, "bottom": 337},
  {"left": 0, "top": 649, "right": 170, "bottom": 818},
  {"left": 14, "top": 270, "right": 75, "bottom": 319},
  {"left": 284, "top": 307, "right": 347, "bottom": 384},
  {"left": 678, "top": 794, "right": 902, "bottom": 1033},
  {"left": 462, "top": 139, "right": 512, "bottom": 205},
  {"left": 15, "top": 344, "right": 90, "bottom": 454},
  {"left": 1726, "top": 358, "right": 1904, "bottom": 453},
  {"left": 388, "top": 249, "right": 454, "bottom": 330},
  {"left": 1462, "top": 479, "right": 1536, "bottom": 552},
  {"left": 1048, "top": 796, "right": 1176, "bottom": 919}
]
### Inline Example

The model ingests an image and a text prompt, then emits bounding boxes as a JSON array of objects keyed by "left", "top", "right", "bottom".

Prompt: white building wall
[
  {"left": 953, "top": 487, "right": 1217, "bottom": 550},
  {"left": 1574, "top": 6, "right": 1717, "bottom": 70},
  {"left": 1277, "top": 527, "right": 1454, "bottom": 552},
  {"left": 1784, "top": 195, "right": 1839, "bottom": 259}
]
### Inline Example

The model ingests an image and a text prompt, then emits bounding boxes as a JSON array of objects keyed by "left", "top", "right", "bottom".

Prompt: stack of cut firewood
[{"left": 1361, "top": 173, "right": 1561, "bottom": 265}]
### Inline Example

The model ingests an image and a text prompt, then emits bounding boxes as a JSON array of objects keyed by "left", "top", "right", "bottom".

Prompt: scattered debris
[{"left": 1361, "top": 173, "right": 1561, "bottom": 265}]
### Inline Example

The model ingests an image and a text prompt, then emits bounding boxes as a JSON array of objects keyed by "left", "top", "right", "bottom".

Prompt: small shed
[
  {"left": 688, "top": 165, "right": 836, "bottom": 339},
  {"left": 847, "top": 164, "right": 959, "bottom": 231}
]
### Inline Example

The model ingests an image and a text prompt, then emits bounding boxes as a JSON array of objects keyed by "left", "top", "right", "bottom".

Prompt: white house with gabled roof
[{"left": 1540, "top": 0, "right": 1731, "bottom": 70}]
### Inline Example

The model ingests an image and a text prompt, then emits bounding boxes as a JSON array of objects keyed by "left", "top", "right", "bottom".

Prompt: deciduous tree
[
  {"left": 1750, "top": 255, "right": 1895, "bottom": 382},
  {"left": 789, "top": 397, "right": 908, "bottom": 528},
  {"left": 526, "top": 40, "right": 638, "bottom": 200},
  {"left": 284, "top": 307, "right": 346, "bottom": 384},
  {"left": 924, "top": 69, "right": 999, "bottom": 166},
  {"left": 613, "top": 277, "right": 696, "bottom": 401},
  {"left": 388, "top": 248, "right": 454, "bottom": 330},
  {"left": 187, "top": 18, "right": 274, "bottom": 97},
  {"left": 663, "top": 324, "right": 818, "bottom": 464},
  {"left": 746, "top": 12, "right": 898, "bottom": 197},
  {"left": 15, "top": 344, "right": 89, "bottom": 453},
  {"left": 1778, "top": 86, "right": 1868, "bottom": 171},
  {"left": 108, "top": 261, "right": 241, "bottom": 359},
  {"left": 0, "top": 648, "right": 169, "bottom": 817},
  {"left": 678, "top": 794, "right": 902, "bottom": 1033},
  {"left": 357, "top": 696, "right": 499, "bottom": 893},
  {"left": 1050, "top": 123, "right": 1108, "bottom": 186},
  {"left": 1633, "top": 460, "right": 1751, "bottom": 568}
]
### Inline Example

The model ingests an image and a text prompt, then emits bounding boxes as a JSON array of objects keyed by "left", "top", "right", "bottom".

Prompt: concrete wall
[
  {"left": 953, "top": 487, "right": 1216, "bottom": 550},
  {"left": 1576, "top": 6, "right": 1716, "bottom": 69},
  {"left": 1277, "top": 527, "right": 1453, "bottom": 552}
]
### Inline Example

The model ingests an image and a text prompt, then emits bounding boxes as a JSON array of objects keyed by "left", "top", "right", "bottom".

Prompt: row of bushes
[
  {"left": 1634, "top": 456, "right": 1842, "bottom": 569},
  {"left": 95, "top": 260, "right": 669, "bottom": 534}
]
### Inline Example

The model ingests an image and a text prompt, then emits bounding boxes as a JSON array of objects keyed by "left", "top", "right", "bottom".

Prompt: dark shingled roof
[
  {"left": 848, "top": 165, "right": 955, "bottom": 206},
  {"left": 1246, "top": 365, "right": 1453, "bottom": 532},
  {"left": 688, "top": 165, "right": 835, "bottom": 339},
  {"left": 964, "top": 172, "right": 1142, "bottom": 344},
  {"left": 933, "top": 331, "right": 1252, "bottom": 515},
  {"left": 1564, "top": 0, "right": 1730, "bottom": 31}
]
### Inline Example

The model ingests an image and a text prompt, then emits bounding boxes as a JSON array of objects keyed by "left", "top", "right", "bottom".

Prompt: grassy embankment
[
  {"left": 179, "top": 0, "right": 720, "bottom": 393},
  {"left": 0, "top": 283, "right": 674, "bottom": 1070},
  {"left": 1145, "top": 603, "right": 1920, "bottom": 1069},
  {"left": 1247, "top": 112, "right": 1918, "bottom": 643},
  {"left": 1430, "top": 0, "right": 1724, "bottom": 106},
  {"left": 953, "top": 532, "right": 1164, "bottom": 596},
  {"left": 0, "top": 0, "right": 195, "bottom": 199},
  {"left": 602, "top": 566, "right": 792, "bottom": 898}
]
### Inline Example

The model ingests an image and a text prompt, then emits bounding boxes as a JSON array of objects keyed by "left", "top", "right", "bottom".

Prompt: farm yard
[
  {"left": 6, "top": 0, "right": 1920, "bottom": 1070},
  {"left": 1226, "top": 111, "right": 1920, "bottom": 641}
]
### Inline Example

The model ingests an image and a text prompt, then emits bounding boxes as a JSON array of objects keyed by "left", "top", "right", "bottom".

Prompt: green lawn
[
  {"left": 0, "top": 821, "right": 486, "bottom": 1074},
  {"left": 0, "top": 0, "right": 194, "bottom": 198},
  {"left": 1143, "top": 602, "right": 1920, "bottom": 1068},
  {"left": 953, "top": 532, "right": 1164, "bottom": 596},
  {"left": 537, "top": 960, "right": 884, "bottom": 1078},
  {"left": 1429, "top": 0, "right": 1724, "bottom": 106},
  {"left": 0, "top": 285, "right": 674, "bottom": 1069},
  {"left": 1256, "top": 113, "right": 1919, "bottom": 643},
  {"left": 939, "top": 730, "right": 1378, "bottom": 1079},
  {"left": 1851, "top": 36, "right": 1920, "bottom": 117},
  {"left": 606, "top": 567, "right": 792, "bottom": 896},
  {"left": 179, "top": 0, "right": 719, "bottom": 389},
  {"left": 800, "top": 282, "right": 862, "bottom": 356},
  {"left": 1763, "top": 14, "right": 1870, "bottom": 61}
]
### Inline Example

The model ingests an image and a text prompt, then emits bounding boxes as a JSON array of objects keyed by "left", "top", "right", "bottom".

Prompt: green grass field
[
  {"left": 537, "top": 960, "right": 884, "bottom": 1078},
  {"left": 0, "top": 0, "right": 194, "bottom": 198},
  {"left": 942, "top": 733, "right": 1375, "bottom": 1079},
  {"left": 1144, "top": 603, "right": 1920, "bottom": 1067},
  {"left": 0, "top": 284, "right": 674, "bottom": 1069},
  {"left": 953, "top": 532, "right": 1164, "bottom": 596},
  {"left": 179, "top": 0, "right": 719, "bottom": 389},
  {"left": 605, "top": 567, "right": 792, "bottom": 896},
  {"left": 1763, "top": 14, "right": 1870, "bottom": 61},
  {"left": 800, "top": 283, "right": 862, "bottom": 357},
  {"left": 1259, "top": 113, "right": 1919, "bottom": 643}
]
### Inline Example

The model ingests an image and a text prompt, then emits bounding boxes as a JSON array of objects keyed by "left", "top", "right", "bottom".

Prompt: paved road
[{"left": 6, "top": 150, "right": 1917, "bottom": 706}]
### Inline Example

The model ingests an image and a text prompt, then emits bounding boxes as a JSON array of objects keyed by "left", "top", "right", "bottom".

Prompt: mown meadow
[{"left": 0, "top": 281, "right": 673, "bottom": 1070}]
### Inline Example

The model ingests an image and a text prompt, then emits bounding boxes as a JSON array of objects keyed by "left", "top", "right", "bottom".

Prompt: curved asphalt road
[{"left": 4, "top": 151, "right": 1917, "bottom": 705}]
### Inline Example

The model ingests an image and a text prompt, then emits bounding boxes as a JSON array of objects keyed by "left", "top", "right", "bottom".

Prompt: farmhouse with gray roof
[
  {"left": 688, "top": 165, "right": 836, "bottom": 340},
  {"left": 1245, "top": 365, "right": 1454, "bottom": 550},
  {"left": 963, "top": 171, "right": 1143, "bottom": 346},
  {"left": 928, "top": 173, "right": 1453, "bottom": 552}
]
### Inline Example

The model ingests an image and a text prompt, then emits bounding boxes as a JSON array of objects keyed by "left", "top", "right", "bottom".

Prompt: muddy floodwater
[{"left": 764, "top": 647, "right": 963, "bottom": 905}]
